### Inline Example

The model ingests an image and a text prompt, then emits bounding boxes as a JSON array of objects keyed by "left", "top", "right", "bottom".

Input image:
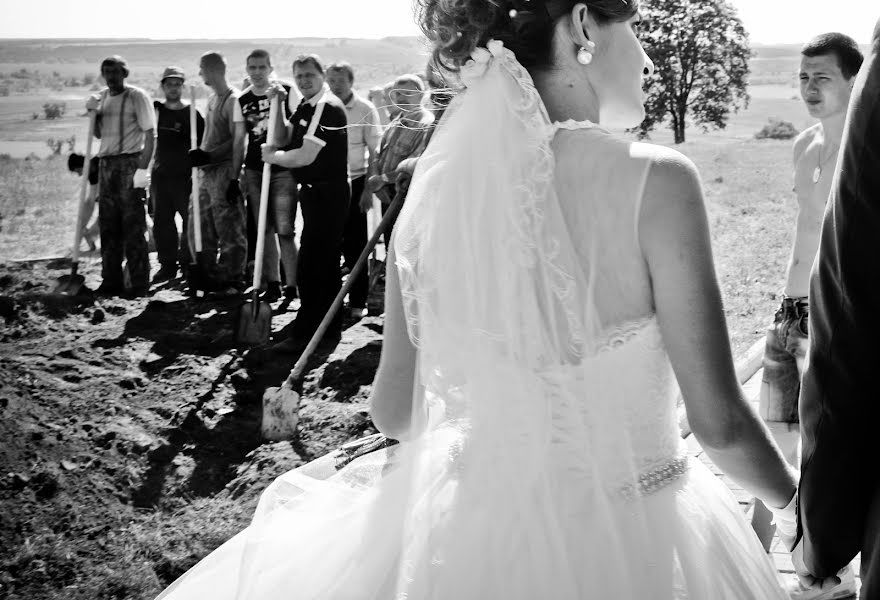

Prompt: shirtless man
[{"left": 751, "top": 32, "right": 863, "bottom": 568}]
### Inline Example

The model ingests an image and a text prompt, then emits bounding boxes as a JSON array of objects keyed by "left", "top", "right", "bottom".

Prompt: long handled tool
[
  {"left": 186, "top": 85, "right": 207, "bottom": 297},
  {"left": 236, "top": 95, "right": 279, "bottom": 345},
  {"left": 54, "top": 110, "right": 96, "bottom": 295},
  {"left": 261, "top": 188, "right": 406, "bottom": 440}
]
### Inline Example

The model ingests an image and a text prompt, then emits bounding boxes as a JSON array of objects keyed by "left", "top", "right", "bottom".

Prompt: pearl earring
[{"left": 577, "top": 40, "right": 596, "bottom": 65}]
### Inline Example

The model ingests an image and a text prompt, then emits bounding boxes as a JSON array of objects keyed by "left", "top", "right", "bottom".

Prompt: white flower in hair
[{"left": 461, "top": 39, "right": 506, "bottom": 85}]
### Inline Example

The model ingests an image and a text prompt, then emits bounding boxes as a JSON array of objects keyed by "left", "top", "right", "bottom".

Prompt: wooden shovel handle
[
  {"left": 71, "top": 111, "right": 96, "bottom": 265},
  {"left": 284, "top": 188, "right": 405, "bottom": 387}
]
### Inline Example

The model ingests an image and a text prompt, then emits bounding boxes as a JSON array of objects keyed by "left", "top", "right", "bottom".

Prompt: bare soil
[{"left": 0, "top": 254, "right": 386, "bottom": 599}]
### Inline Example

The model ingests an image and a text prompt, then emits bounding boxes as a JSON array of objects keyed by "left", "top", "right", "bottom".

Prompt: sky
[{"left": 0, "top": 0, "right": 876, "bottom": 45}]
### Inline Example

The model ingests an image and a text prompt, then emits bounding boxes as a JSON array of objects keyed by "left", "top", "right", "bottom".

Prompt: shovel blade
[
  {"left": 262, "top": 384, "right": 300, "bottom": 441},
  {"left": 235, "top": 299, "right": 273, "bottom": 346},
  {"left": 53, "top": 273, "right": 85, "bottom": 296}
]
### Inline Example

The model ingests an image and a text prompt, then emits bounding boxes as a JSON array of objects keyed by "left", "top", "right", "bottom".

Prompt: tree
[{"left": 637, "top": 0, "right": 752, "bottom": 144}]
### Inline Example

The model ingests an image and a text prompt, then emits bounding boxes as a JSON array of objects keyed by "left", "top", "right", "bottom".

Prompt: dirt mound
[{"left": 0, "top": 257, "right": 384, "bottom": 599}]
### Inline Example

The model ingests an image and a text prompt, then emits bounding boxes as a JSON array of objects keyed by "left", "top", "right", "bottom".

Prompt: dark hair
[
  {"left": 327, "top": 61, "right": 355, "bottom": 83},
  {"left": 418, "top": 0, "right": 638, "bottom": 72},
  {"left": 200, "top": 52, "right": 227, "bottom": 72},
  {"left": 293, "top": 54, "right": 325, "bottom": 75},
  {"left": 802, "top": 32, "right": 864, "bottom": 79},
  {"left": 247, "top": 49, "right": 272, "bottom": 67}
]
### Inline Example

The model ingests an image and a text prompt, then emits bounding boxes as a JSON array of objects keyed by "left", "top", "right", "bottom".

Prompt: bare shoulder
[
  {"left": 638, "top": 143, "right": 702, "bottom": 212},
  {"left": 793, "top": 123, "right": 821, "bottom": 161}
]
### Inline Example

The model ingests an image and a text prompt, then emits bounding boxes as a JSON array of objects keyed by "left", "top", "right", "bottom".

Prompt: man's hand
[
  {"left": 366, "top": 174, "right": 385, "bottom": 193},
  {"left": 189, "top": 148, "right": 211, "bottom": 167},
  {"left": 226, "top": 179, "right": 242, "bottom": 206},
  {"left": 85, "top": 95, "right": 101, "bottom": 112},
  {"left": 261, "top": 144, "right": 279, "bottom": 165},
  {"left": 266, "top": 84, "right": 288, "bottom": 103},
  {"left": 394, "top": 171, "right": 412, "bottom": 196},
  {"left": 791, "top": 540, "right": 842, "bottom": 591}
]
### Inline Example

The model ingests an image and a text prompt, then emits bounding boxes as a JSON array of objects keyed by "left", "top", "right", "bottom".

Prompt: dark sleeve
[
  {"left": 196, "top": 110, "right": 206, "bottom": 147},
  {"left": 309, "top": 103, "right": 347, "bottom": 148},
  {"left": 798, "top": 18, "right": 880, "bottom": 577},
  {"left": 282, "top": 85, "right": 294, "bottom": 120}
]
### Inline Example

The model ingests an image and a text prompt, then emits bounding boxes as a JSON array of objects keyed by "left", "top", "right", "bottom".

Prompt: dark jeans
[
  {"left": 342, "top": 175, "right": 369, "bottom": 309},
  {"left": 151, "top": 172, "right": 191, "bottom": 269},
  {"left": 293, "top": 180, "right": 350, "bottom": 339},
  {"left": 98, "top": 154, "right": 149, "bottom": 289}
]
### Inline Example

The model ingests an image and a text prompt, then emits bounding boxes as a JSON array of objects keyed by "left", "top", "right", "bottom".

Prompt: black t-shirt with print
[
  {"left": 237, "top": 84, "right": 293, "bottom": 173},
  {"left": 287, "top": 93, "right": 348, "bottom": 185},
  {"left": 152, "top": 101, "right": 204, "bottom": 177}
]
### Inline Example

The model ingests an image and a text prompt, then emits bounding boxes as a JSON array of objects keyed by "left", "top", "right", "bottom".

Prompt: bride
[{"left": 157, "top": 0, "right": 805, "bottom": 598}]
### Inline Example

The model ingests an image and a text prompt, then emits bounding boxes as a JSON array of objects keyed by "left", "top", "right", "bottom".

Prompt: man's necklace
[{"left": 813, "top": 143, "right": 840, "bottom": 183}]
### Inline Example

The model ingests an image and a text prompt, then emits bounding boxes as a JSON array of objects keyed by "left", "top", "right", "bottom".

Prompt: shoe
[
  {"left": 152, "top": 265, "right": 178, "bottom": 283},
  {"left": 125, "top": 286, "right": 151, "bottom": 298},
  {"left": 95, "top": 282, "right": 124, "bottom": 296},
  {"left": 349, "top": 306, "right": 368, "bottom": 320},
  {"left": 283, "top": 285, "right": 299, "bottom": 301},
  {"left": 785, "top": 565, "right": 857, "bottom": 600},
  {"left": 270, "top": 336, "right": 308, "bottom": 354},
  {"left": 82, "top": 231, "right": 97, "bottom": 252},
  {"left": 212, "top": 285, "right": 242, "bottom": 299},
  {"left": 263, "top": 281, "right": 282, "bottom": 303}
]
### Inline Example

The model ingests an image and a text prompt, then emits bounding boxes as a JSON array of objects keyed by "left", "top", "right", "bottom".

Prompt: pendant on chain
[{"left": 813, "top": 167, "right": 822, "bottom": 184}]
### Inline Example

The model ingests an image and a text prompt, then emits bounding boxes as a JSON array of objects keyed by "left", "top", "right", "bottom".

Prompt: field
[{"left": 0, "top": 37, "right": 816, "bottom": 599}]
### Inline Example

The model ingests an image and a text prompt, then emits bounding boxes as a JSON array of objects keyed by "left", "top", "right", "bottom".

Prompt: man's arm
[
  {"left": 139, "top": 131, "right": 154, "bottom": 170},
  {"left": 264, "top": 139, "right": 322, "bottom": 169},
  {"left": 134, "top": 91, "right": 156, "bottom": 169},
  {"left": 231, "top": 99, "right": 246, "bottom": 176}
]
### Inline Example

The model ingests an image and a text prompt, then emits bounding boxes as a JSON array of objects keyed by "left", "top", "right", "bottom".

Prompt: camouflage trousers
[
  {"left": 187, "top": 163, "right": 246, "bottom": 286},
  {"left": 98, "top": 154, "right": 149, "bottom": 289}
]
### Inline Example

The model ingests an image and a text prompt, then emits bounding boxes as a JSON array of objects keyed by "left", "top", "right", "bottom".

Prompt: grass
[{"left": 0, "top": 155, "right": 82, "bottom": 260}]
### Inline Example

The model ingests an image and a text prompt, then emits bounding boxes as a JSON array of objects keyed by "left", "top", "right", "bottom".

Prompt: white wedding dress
[{"left": 156, "top": 43, "right": 787, "bottom": 600}]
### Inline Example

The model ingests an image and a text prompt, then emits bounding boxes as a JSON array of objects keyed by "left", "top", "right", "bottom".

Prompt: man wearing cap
[
  {"left": 151, "top": 66, "right": 205, "bottom": 283},
  {"left": 85, "top": 55, "right": 155, "bottom": 296}
]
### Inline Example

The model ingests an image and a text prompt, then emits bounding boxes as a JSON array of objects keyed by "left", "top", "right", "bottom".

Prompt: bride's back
[{"left": 551, "top": 125, "right": 656, "bottom": 332}]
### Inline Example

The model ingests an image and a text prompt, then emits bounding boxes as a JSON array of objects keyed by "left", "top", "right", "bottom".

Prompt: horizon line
[{"left": 0, "top": 35, "right": 867, "bottom": 47}]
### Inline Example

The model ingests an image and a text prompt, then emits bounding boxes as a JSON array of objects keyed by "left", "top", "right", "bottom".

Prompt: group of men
[{"left": 82, "top": 50, "right": 434, "bottom": 348}]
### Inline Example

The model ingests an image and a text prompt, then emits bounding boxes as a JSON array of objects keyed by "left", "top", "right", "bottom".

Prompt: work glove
[
  {"left": 133, "top": 168, "right": 150, "bottom": 189},
  {"left": 226, "top": 179, "right": 242, "bottom": 206},
  {"left": 85, "top": 95, "right": 101, "bottom": 111},
  {"left": 188, "top": 148, "right": 211, "bottom": 167}
]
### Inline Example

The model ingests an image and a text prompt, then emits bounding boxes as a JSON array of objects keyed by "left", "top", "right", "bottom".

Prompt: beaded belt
[{"left": 618, "top": 455, "right": 689, "bottom": 501}]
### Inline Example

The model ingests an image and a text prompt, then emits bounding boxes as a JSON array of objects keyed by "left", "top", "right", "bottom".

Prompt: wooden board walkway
[{"left": 685, "top": 366, "right": 862, "bottom": 593}]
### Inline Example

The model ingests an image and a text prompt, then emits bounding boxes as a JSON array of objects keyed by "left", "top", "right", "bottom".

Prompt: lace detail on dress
[
  {"left": 592, "top": 313, "right": 658, "bottom": 355},
  {"left": 552, "top": 118, "right": 598, "bottom": 131}
]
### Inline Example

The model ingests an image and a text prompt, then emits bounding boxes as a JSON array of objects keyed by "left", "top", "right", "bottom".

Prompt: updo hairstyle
[{"left": 418, "top": 0, "right": 638, "bottom": 72}]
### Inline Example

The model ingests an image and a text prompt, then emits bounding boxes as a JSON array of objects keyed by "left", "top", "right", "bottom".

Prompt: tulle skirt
[{"left": 156, "top": 427, "right": 787, "bottom": 600}]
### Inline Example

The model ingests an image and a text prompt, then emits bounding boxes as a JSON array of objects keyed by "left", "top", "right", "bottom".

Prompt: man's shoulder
[
  {"left": 794, "top": 123, "right": 822, "bottom": 156},
  {"left": 237, "top": 85, "right": 255, "bottom": 102},
  {"left": 323, "top": 91, "right": 346, "bottom": 111},
  {"left": 351, "top": 93, "right": 377, "bottom": 111},
  {"left": 124, "top": 85, "right": 151, "bottom": 100}
]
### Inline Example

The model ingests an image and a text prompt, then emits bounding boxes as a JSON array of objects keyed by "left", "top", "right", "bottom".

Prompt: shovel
[
  {"left": 236, "top": 95, "right": 280, "bottom": 345},
  {"left": 261, "top": 188, "right": 405, "bottom": 440},
  {"left": 186, "top": 85, "right": 208, "bottom": 297},
  {"left": 54, "top": 110, "right": 96, "bottom": 295}
]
